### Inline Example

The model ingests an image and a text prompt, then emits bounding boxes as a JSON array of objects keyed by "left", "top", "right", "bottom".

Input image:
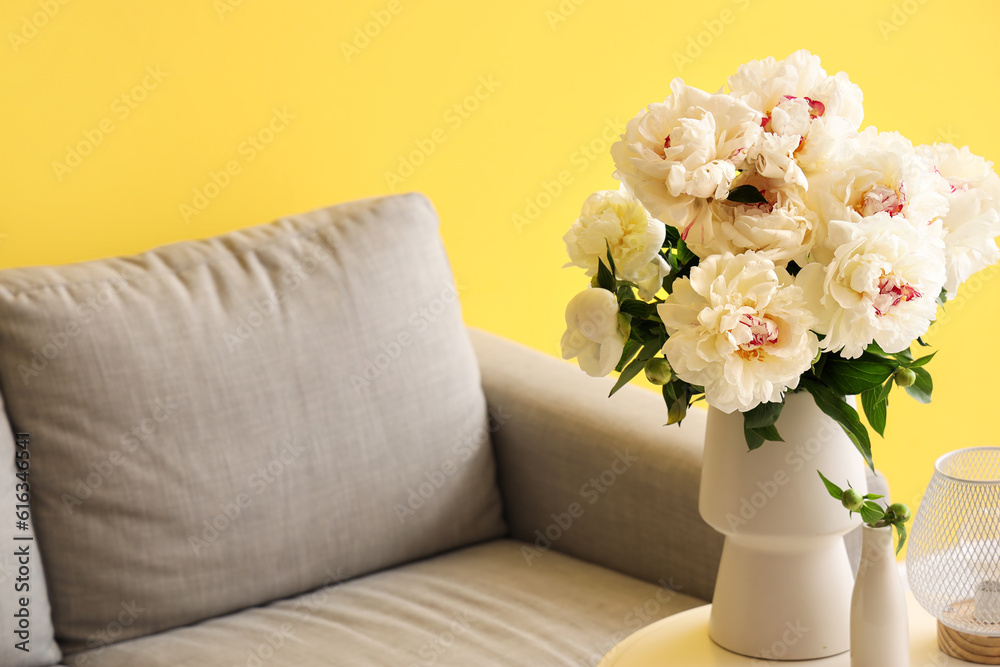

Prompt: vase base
[{"left": 708, "top": 535, "right": 854, "bottom": 660}]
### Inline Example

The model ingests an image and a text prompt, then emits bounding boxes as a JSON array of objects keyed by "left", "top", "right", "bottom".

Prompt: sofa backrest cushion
[{"left": 0, "top": 193, "right": 505, "bottom": 654}]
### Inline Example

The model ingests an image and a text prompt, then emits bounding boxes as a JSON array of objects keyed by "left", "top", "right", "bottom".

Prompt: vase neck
[{"left": 859, "top": 525, "right": 895, "bottom": 570}]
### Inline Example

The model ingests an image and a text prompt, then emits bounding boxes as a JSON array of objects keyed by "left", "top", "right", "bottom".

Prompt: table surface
[{"left": 598, "top": 590, "right": 966, "bottom": 666}]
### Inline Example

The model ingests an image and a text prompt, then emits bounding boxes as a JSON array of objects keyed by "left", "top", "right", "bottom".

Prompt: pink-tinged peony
[
  {"left": 917, "top": 143, "right": 1000, "bottom": 296},
  {"left": 728, "top": 49, "right": 864, "bottom": 172},
  {"left": 563, "top": 188, "right": 669, "bottom": 300},
  {"left": 797, "top": 213, "right": 946, "bottom": 359},
  {"left": 685, "top": 171, "right": 817, "bottom": 266},
  {"left": 657, "top": 252, "right": 819, "bottom": 413},
  {"left": 560, "top": 288, "right": 626, "bottom": 377},
  {"left": 611, "top": 78, "right": 763, "bottom": 231},
  {"left": 807, "top": 129, "right": 949, "bottom": 262}
]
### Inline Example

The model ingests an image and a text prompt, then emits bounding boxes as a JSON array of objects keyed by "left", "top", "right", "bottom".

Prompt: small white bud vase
[{"left": 851, "top": 525, "right": 909, "bottom": 667}]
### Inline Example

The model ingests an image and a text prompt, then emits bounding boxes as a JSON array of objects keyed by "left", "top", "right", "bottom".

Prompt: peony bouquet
[{"left": 560, "top": 50, "right": 1000, "bottom": 464}]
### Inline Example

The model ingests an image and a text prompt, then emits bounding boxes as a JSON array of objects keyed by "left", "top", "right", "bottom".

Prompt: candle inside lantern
[{"left": 975, "top": 580, "right": 1000, "bottom": 624}]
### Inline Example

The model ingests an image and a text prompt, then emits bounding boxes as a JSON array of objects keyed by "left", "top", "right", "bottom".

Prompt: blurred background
[{"left": 3, "top": 0, "right": 999, "bottom": 555}]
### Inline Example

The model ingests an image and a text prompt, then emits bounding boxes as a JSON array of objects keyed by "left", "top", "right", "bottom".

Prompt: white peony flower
[
  {"left": 560, "top": 288, "right": 626, "bottom": 377},
  {"left": 728, "top": 50, "right": 864, "bottom": 172},
  {"left": 684, "top": 171, "right": 817, "bottom": 266},
  {"left": 745, "top": 132, "right": 808, "bottom": 189},
  {"left": 808, "top": 129, "right": 949, "bottom": 262},
  {"left": 916, "top": 143, "right": 1000, "bottom": 296},
  {"left": 657, "top": 252, "right": 819, "bottom": 413},
  {"left": 563, "top": 189, "right": 669, "bottom": 299},
  {"left": 611, "top": 78, "right": 763, "bottom": 230},
  {"left": 797, "top": 213, "right": 946, "bottom": 359}
]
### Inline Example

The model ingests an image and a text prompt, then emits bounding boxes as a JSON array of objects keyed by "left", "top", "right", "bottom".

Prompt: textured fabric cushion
[
  {"left": 0, "top": 400, "right": 62, "bottom": 667},
  {"left": 62, "top": 539, "right": 704, "bottom": 667},
  {"left": 0, "top": 194, "right": 504, "bottom": 654}
]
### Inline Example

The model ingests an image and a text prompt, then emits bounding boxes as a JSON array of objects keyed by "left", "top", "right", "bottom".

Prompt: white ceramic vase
[
  {"left": 699, "top": 391, "right": 867, "bottom": 660},
  {"left": 851, "top": 525, "right": 908, "bottom": 667}
]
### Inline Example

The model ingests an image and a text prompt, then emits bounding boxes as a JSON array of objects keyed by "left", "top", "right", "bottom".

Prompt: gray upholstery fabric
[
  {"left": 62, "top": 539, "right": 704, "bottom": 667},
  {"left": 0, "top": 194, "right": 504, "bottom": 654},
  {"left": 467, "top": 329, "right": 884, "bottom": 601},
  {"left": 0, "top": 396, "right": 62, "bottom": 667}
]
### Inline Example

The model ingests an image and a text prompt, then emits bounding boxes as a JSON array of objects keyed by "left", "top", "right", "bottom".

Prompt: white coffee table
[{"left": 598, "top": 590, "right": 964, "bottom": 665}]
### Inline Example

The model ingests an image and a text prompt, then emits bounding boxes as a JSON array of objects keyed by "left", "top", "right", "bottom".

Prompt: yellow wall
[{"left": 3, "top": 0, "right": 998, "bottom": 553}]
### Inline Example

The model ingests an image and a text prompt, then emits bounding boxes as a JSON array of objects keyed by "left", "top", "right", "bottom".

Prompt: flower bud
[
  {"left": 886, "top": 502, "right": 911, "bottom": 523},
  {"left": 894, "top": 367, "right": 916, "bottom": 388},
  {"left": 842, "top": 489, "right": 864, "bottom": 512},
  {"left": 644, "top": 358, "right": 673, "bottom": 385}
]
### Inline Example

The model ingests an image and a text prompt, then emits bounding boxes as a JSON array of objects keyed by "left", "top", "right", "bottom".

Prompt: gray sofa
[{"left": 0, "top": 194, "right": 883, "bottom": 666}]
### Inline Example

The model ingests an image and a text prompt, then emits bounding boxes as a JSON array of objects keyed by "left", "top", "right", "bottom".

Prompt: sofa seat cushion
[{"left": 62, "top": 539, "right": 704, "bottom": 667}]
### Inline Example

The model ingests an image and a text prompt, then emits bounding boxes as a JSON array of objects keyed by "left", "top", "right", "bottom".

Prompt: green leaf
[
  {"left": 618, "top": 299, "right": 655, "bottom": 319},
  {"left": 860, "top": 385, "right": 888, "bottom": 437},
  {"left": 937, "top": 287, "right": 949, "bottom": 306},
  {"left": 904, "top": 367, "right": 933, "bottom": 404},
  {"left": 604, "top": 241, "right": 618, "bottom": 279},
  {"left": 877, "top": 378, "right": 894, "bottom": 402},
  {"left": 801, "top": 379, "right": 874, "bottom": 471},
  {"left": 609, "top": 356, "right": 645, "bottom": 397},
  {"left": 820, "top": 355, "right": 897, "bottom": 395},
  {"left": 916, "top": 337, "right": 931, "bottom": 347},
  {"left": 726, "top": 184, "right": 768, "bottom": 204},
  {"left": 749, "top": 423, "right": 784, "bottom": 443},
  {"left": 894, "top": 521, "right": 908, "bottom": 555},
  {"left": 663, "top": 382, "right": 690, "bottom": 425},
  {"left": 596, "top": 257, "right": 615, "bottom": 292},
  {"left": 817, "top": 470, "right": 844, "bottom": 501},
  {"left": 864, "top": 493, "right": 885, "bottom": 500},
  {"left": 860, "top": 501, "right": 885, "bottom": 525},
  {"left": 614, "top": 339, "right": 641, "bottom": 373},
  {"left": 662, "top": 225, "right": 680, "bottom": 247},
  {"left": 812, "top": 351, "right": 828, "bottom": 378},
  {"left": 744, "top": 401, "right": 784, "bottom": 430},
  {"left": 676, "top": 239, "right": 696, "bottom": 265},
  {"left": 744, "top": 425, "right": 765, "bottom": 451},
  {"left": 909, "top": 352, "right": 937, "bottom": 369}
]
